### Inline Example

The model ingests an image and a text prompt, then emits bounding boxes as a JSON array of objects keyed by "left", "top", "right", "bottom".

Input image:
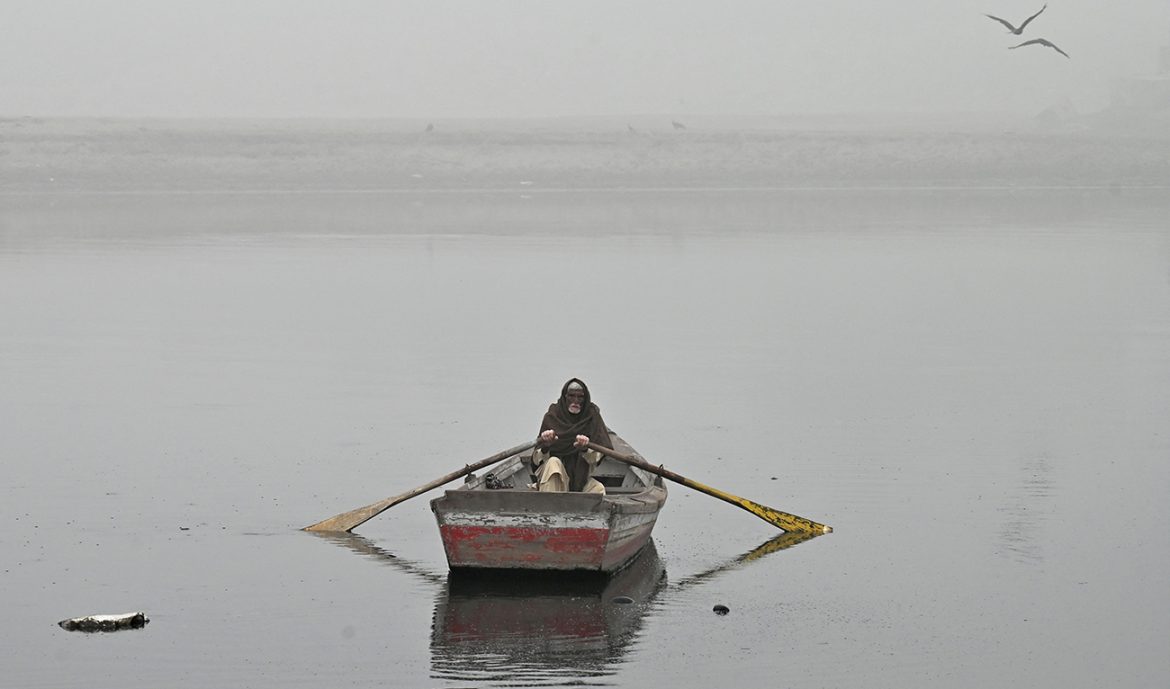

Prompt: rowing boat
[{"left": 429, "top": 431, "right": 667, "bottom": 572}]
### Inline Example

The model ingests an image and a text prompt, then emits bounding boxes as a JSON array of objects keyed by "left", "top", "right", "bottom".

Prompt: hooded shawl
[{"left": 538, "top": 378, "right": 613, "bottom": 491}]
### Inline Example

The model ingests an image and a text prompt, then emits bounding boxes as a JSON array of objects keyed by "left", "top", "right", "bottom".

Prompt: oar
[
  {"left": 586, "top": 442, "right": 832, "bottom": 534},
  {"left": 303, "top": 440, "right": 537, "bottom": 533}
]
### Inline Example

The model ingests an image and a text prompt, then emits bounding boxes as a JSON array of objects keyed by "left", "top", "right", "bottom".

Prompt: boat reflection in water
[
  {"left": 311, "top": 529, "right": 823, "bottom": 686},
  {"left": 431, "top": 541, "right": 666, "bottom": 685}
]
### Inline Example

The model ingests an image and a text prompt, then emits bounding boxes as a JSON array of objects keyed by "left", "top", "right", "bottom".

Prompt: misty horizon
[{"left": 4, "top": 1, "right": 1169, "bottom": 121}]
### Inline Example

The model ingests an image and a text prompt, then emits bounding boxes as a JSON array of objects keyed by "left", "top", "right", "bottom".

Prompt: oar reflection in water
[
  {"left": 306, "top": 531, "right": 446, "bottom": 586},
  {"left": 668, "top": 529, "right": 825, "bottom": 591}
]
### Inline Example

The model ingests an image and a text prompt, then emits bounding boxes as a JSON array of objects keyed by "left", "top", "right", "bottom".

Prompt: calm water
[{"left": 2, "top": 186, "right": 1168, "bottom": 688}]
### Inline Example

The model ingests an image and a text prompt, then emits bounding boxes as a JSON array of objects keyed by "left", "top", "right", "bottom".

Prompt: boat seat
[
  {"left": 604, "top": 486, "right": 648, "bottom": 494},
  {"left": 594, "top": 474, "right": 626, "bottom": 487}
]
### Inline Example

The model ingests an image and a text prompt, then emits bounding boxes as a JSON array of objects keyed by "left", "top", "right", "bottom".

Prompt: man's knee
[{"left": 537, "top": 456, "right": 568, "bottom": 492}]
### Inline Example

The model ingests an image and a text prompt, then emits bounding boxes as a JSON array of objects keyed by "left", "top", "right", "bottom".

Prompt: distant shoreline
[{"left": 3, "top": 114, "right": 1168, "bottom": 192}]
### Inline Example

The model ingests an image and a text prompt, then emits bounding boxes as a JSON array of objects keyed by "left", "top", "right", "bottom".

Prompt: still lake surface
[{"left": 2, "top": 183, "right": 1168, "bottom": 688}]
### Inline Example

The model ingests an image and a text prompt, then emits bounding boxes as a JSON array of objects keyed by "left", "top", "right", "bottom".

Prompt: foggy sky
[{"left": 3, "top": 0, "right": 1168, "bottom": 119}]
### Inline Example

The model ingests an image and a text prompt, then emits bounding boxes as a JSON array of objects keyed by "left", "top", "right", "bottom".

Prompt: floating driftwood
[{"left": 58, "top": 612, "right": 149, "bottom": 632}]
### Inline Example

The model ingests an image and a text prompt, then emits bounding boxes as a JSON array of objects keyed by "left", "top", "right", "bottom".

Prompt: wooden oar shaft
[
  {"left": 303, "top": 440, "right": 537, "bottom": 533},
  {"left": 587, "top": 442, "right": 832, "bottom": 534}
]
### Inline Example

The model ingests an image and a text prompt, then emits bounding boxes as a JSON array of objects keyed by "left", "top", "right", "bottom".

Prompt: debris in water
[{"left": 58, "top": 612, "right": 149, "bottom": 632}]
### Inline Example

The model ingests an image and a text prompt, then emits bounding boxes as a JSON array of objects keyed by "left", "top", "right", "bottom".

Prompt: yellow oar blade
[
  {"left": 682, "top": 478, "right": 832, "bottom": 534},
  {"left": 732, "top": 493, "right": 833, "bottom": 534}
]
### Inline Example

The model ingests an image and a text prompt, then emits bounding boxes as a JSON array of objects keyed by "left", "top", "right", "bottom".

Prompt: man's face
[{"left": 566, "top": 389, "right": 585, "bottom": 414}]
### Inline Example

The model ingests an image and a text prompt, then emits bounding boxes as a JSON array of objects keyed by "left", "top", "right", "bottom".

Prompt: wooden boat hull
[{"left": 430, "top": 434, "right": 667, "bottom": 572}]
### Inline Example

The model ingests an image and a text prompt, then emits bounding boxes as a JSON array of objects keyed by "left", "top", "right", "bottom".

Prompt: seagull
[
  {"left": 985, "top": 4, "right": 1046, "bottom": 35},
  {"left": 1009, "top": 37, "right": 1070, "bottom": 58}
]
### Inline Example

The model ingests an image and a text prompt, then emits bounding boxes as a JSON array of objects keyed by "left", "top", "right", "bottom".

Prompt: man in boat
[{"left": 532, "top": 378, "right": 614, "bottom": 494}]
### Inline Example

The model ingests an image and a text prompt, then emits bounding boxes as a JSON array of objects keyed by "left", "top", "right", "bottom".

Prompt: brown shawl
[{"left": 538, "top": 378, "right": 613, "bottom": 491}]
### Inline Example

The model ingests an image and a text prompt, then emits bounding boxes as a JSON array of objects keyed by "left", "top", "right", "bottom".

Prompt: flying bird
[
  {"left": 985, "top": 4, "right": 1047, "bottom": 35},
  {"left": 1009, "top": 37, "right": 1070, "bottom": 58}
]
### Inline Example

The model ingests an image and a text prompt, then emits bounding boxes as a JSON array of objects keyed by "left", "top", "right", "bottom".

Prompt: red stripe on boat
[{"left": 441, "top": 525, "right": 610, "bottom": 567}]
